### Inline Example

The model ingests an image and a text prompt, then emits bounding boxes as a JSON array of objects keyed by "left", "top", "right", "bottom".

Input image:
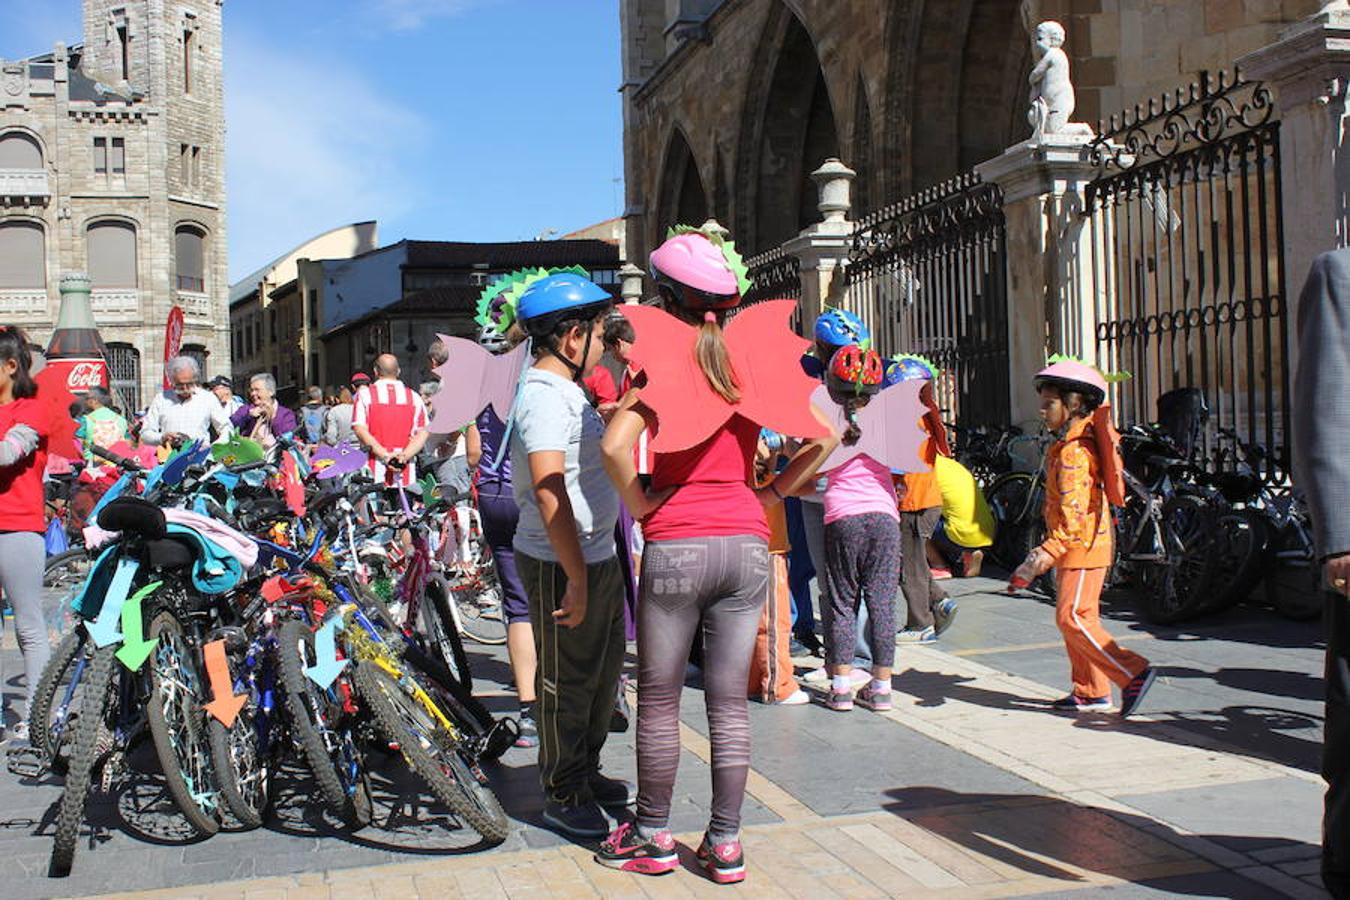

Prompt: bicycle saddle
[{"left": 97, "top": 496, "right": 167, "bottom": 539}]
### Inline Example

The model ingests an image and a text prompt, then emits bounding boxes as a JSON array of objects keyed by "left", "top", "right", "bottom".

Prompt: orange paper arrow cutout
[{"left": 202, "top": 639, "right": 248, "bottom": 728}]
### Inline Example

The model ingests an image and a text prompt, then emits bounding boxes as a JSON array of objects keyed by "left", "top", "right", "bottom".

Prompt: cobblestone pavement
[{"left": 0, "top": 576, "right": 1329, "bottom": 898}]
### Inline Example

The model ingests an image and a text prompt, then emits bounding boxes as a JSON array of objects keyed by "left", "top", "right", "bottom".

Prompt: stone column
[
  {"left": 1240, "top": 7, "right": 1350, "bottom": 337},
  {"left": 619, "top": 263, "right": 645, "bottom": 304},
  {"left": 976, "top": 134, "right": 1100, "bottom": 428},
  {"left": 782, "top": 158, "right": 856, "bottom": 327}
]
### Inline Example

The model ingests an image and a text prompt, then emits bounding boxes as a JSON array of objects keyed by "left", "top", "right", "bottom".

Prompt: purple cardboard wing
[
  {"left": 427, "top": 334, "right": 530, "bottom": 434},
  {"left": 310, "top": 441, "right": 367, "bottom": 480},
  {"left": 811, "top": 381, "right": 930, "bottom": 474}
]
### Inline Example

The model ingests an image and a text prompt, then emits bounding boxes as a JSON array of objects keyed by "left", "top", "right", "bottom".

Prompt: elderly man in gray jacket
[{"left": 1293, "top": 248, "right": 1350, "bottom": 898}]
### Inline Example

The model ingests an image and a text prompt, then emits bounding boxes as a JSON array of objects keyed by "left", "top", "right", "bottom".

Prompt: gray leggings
[
  {"left": 0, "top": 531, "right": 52, "bottom": 722},
  {"left": 636, "top": 535, "right": 768, "bottom": 839}
]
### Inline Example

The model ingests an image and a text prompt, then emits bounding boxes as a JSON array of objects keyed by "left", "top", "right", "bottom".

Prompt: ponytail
[
  {"left": 842, "top": 398, "right": 864, "bottom": 446},
  {"left": 694, "top": 314, "right": 740, "bottom": 404}
]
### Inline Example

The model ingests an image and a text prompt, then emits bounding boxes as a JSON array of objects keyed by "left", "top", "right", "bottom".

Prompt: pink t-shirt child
[{"left": 823, "top": 454, "right": 899, "bottom": 525}]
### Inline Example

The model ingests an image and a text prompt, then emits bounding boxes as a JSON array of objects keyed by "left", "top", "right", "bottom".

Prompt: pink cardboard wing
[
  {"left": 725, "top": 301, "right": 831, "bottom": 444},
  {"left": 811, "top": 381, "right": 930, "bottom": 474},
  {"left": 427, "top": 334, "right": 530, "bottom": 433},
  {"left": 310, "top": 441, "right": 367, "bottom": 480},
  {"left": 619, "top": 305, "right": 732, "bottom": 453}
]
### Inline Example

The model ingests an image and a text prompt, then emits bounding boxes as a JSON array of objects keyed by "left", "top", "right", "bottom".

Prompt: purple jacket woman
[{"left": 229, "top": 373, "right": 298, "bottom": 443}]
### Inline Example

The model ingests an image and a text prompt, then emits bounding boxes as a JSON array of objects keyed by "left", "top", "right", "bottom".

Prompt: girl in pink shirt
[{"left": 820, "top": 345, "right": 902, "bottom": 712}]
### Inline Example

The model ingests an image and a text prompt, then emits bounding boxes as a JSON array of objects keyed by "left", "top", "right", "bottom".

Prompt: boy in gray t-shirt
[{"left": 508, "top": 273, "right": 631, "bottom": 838}]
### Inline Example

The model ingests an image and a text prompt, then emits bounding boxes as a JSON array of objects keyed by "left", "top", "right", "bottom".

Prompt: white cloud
[
  {"left": 365, "top": 0, "right": 491, "bottom": 33},
  {"left": 224, "top": 33, "right": 430, "bottom": 280}
]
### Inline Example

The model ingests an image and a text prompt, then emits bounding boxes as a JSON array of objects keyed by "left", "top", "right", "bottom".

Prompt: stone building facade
[
  {"left": 0, "top": 0, "right": 228, "bottom": 413},
  {"left": 620, "top": 0, "right": 1324, "bottom": 267}
]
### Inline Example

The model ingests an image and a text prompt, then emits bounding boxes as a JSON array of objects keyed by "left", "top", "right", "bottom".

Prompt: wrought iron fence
[
  {"left": 844, "top": 172, "right": 1010, "bottom": 426},
  {"left": 738, "top": 245, "right": 802, "bottom": 330},
  {"left": 1085, "top": 69, "right": 1288, "bottom": 480}
]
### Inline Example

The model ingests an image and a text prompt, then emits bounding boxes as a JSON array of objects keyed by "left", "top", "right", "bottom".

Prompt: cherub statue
[{"left": 1028, "top": 21, "right": 1090, "bottom": 139}]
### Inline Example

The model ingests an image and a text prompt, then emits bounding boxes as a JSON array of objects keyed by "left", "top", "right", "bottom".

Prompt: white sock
[
  {"left": 870, "top": 678, "right": 891, "bottom": 694},
  {"left": 831, "top": 674, "right": 851, "bottom": 692}
]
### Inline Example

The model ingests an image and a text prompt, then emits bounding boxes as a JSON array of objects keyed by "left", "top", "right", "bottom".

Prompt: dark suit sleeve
[{"left": 1292, "top": 250, "right": 1350, "bottom": 560}]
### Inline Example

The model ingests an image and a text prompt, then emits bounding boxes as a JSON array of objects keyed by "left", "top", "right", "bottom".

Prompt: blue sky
[{"left": 0, "top": 0, "right": 624, "bottom": 281}]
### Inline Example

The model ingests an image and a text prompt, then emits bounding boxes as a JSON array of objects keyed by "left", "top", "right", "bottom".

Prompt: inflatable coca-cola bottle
[{"left": 46, "top": 272, "right": 110, "bottom": 395}]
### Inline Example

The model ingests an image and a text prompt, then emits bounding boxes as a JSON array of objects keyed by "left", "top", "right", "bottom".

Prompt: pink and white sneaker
[
  {"left": 594, "top": 822, "right": 678, "bottom": 875},
  {"left": 697, "top": 833, "right": 746, "bottom": 884}
]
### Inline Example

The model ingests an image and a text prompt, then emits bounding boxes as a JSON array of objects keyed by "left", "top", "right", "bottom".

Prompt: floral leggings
[{"left": 823, "top": 512, "right": 902, "bottom": 670}]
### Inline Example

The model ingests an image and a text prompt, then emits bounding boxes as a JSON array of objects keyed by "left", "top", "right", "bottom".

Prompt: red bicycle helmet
[{"left": 826, "top": 344, "right": 884, "bottom": 399}]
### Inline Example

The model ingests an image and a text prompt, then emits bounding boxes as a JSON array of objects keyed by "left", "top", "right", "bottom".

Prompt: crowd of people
[{"left": 0, "top": 230, "right": 1345, "bottom": 890}]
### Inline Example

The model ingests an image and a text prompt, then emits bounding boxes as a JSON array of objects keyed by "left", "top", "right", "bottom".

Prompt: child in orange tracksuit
[
  {"left": 1010, "top": 359, "right": 1157, "bottom": 718},
  {"left": 750, "top": 432, "right": 809, "bottom": 705}
]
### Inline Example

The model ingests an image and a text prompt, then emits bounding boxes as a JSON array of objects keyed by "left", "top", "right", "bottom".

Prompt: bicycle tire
[
  {"left": 1138, "top": 493, "right": 1218, "bottom": 624},
  {"left": 985, "top": 473, "right": 1040, "bottom": 571},
  {"left": 145, "top": 611, "right": 222, "bottom": 837},
  {"left": 30, "top": 629, "right": 85, "bottom": 775},
  {"left": 423, "top": 573, "right": 473, "bottom": 691},
  {"left": 352, "top": 661, "right": 509, "bottom": 844},
  {"left": 48, "top": 644, "right": 116, "bottom": 878},
  {"left": 206, "top": 650, "right": 270, "bottom": 830},
  {"left": 275, "top": 619, "right": 372, "bottom": 828},
  {"left": 1206, "top": 509, "right": 1268, "bottom": 612},
  {"left": 1265, "top": 522, "right": 1324, "bottom": 621},
  {"left": 43, "top": 549, "right": 90, "bottom": 637}
]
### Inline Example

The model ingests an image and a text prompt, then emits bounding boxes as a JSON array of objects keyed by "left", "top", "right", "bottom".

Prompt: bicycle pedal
[{"left": 5, "top": 745, "right": 47, "bottom": 779}]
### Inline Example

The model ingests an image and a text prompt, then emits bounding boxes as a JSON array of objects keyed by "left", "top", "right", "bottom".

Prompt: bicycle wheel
[
  {"left": 145, "top": 611, "right": 222, "bottom": 836},
  {"left": 1266, "top": 526, "right": 1323, "bottom": 621},
  {"left": 206, "top": 651, "right": 273, "bottom": 830},
  {"left": 43, "top": 549, "right": 91, "bottom": 637},
  {"left": 985, "top": 473, "right": 1040, "bottom": 571},
  {"left": 49, "top": 644, "right": 116, "bottom": 878},
  {"left": 352, "top": 661, "right": 509, "bottom": 844},
  {"left": 275, "top": 620, "right": 372, "bottom": 828},
  {"left": 30, "top": 629, "right": 86, "bottom": 774},
  {"left": 452, "top": 574, "right": 508, "bottom": 645},
  {"left": 1206, "top": 509, "right": 1268, "bottom": 613},
  {"left": 1138, "top": 493, "right": 1218, "bottom": 624},
  {"left": 422, "top": 573, "right": 473, "bottom": 691}
]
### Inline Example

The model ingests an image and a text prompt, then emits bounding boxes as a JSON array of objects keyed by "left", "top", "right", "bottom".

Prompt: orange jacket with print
[{"left": 1039, "top": 417, "right": 1113, "bottom": 569}]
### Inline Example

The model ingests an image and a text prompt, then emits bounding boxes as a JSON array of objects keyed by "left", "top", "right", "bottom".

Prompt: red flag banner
[{"left": 162, "top": 305, "right": 185, "bottom": 389}]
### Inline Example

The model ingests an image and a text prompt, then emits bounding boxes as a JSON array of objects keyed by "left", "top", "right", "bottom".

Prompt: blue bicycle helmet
[
  {"left": 884, "top": 353, "right": 938, "bottom": 387},
  {"left": 516, "top": 272, "right": 613, "bottom": 382},
  {"left": 516, "top": 273, "right": 612, "bottom": 334},
  {"left": 813, "top": 308, "right": 870, "bottom": 350}
]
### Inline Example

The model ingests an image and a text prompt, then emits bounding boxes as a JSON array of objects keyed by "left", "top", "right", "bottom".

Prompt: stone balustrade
[
  {"left": 91, "top": 289, "right": 140, "bottom": 321},
  {"left": 177, "top": 290, "right": 212, "bottom": 321},
  {"left": 0, "top": 289, "right": 50, "bottom": 319},
  {"left": 0, "top": 168, "right": 51, "bottom": 204}
]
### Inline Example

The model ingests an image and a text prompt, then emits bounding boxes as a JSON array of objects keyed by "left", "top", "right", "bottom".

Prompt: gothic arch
[
  {"left": 653, "top": 125, "right": 709, "bottom": 240},
  {"left": 735, "top": 5, "right": 840, "bottom": 253},
  {"left": 887, "top": 0, "right": 1028, "bottom": 196},
  {"left": 851, "top": 75, "right": 876, "bottom": 219}
]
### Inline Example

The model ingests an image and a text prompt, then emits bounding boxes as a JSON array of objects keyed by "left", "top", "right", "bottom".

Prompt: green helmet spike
[
  {"left": 1045, "top": 352, "right": 1131, "bottom": 383},
  {"left": 474, "top": 265, "right": 590, "bottom": 333}
]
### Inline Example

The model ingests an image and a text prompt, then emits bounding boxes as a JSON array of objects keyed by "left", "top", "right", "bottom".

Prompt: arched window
[
  {"left": 0, "top": 221, "right": 45, "bottom": 288},
  {"left": 181, "top": 342, "right": 208, "bottom": 380},
  {"left": 105, "top": 342, "right": 141, "bottom": 414},
  {"left": 0, "top": 132, "right": 42, "bottom": 169},
  {"left": 174, "top": 224, "right": 205, "bottom": 292},
  {"left": 86, "top": 221, "right": 138, "bottom": 288}
]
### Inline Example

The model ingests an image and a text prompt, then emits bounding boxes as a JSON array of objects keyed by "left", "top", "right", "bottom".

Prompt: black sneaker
[
  {"left": 595, "top": 822, "right": 678, "bottom": 874},
  {"left": 542, "top": 798, "right": 610, "bottom": 838},
  {"left": 1050, "top": 694, "right": 1113, "bottom": 712},
  {"left": 515, "top": 713, "right": 539, "bottom": 748},
  {"left": 697, "top": 832, "right": 747, "bottom": 884},
  {"left": 1119, "top": 667, "right": 1158, "bottom": 719},
  {"left": 590, "top": 772, "right": 636, "bottom": 808}
]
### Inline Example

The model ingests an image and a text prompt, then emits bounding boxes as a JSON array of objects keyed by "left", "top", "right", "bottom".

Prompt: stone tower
[{"left": 0, "top": 0, "right": 228, "bottom": 412}]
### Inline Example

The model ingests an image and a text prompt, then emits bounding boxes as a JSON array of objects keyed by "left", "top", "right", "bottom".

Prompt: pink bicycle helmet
[
  {"left": 1034, "top": 358, "right": 1108, "bottom": 405},
  {"left": 649, "top": 232, "right": 740, "bottom": 310}
]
